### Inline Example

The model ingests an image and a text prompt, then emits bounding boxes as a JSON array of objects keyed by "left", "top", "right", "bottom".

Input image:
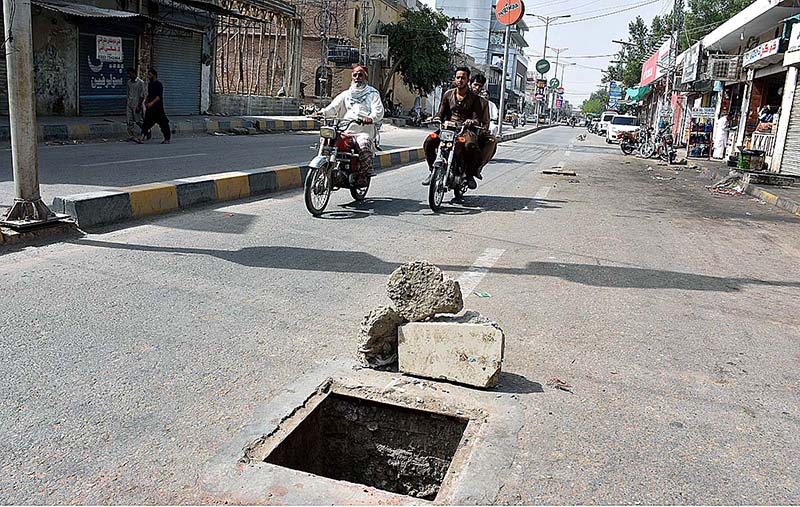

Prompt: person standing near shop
[
  {"left": 713, "top": 112, "right": 730, "bottom": 159},
  {"left": 136, "top": 68, "right": 171, "bottom": 144},
  {"left": 125, "top": 68, "right": 146, "bottom": 140}
]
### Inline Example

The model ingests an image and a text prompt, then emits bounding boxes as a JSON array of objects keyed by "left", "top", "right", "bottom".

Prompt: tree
[
  {"left": 379, "top": 6, "right": 451, "bottom": 99},
  {"left": 684, "top": 0, "right": 756, "bottom": 48},
  {"left": 581, "top": 88, "right": 610, "bottom": 114}
]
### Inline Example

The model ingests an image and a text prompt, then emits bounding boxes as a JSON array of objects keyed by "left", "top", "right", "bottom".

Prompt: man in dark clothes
[
  {"left": 422, "top": 67, "right": 488, "bottom": 188},
  {"left": 136, "top": 68, "right": 171, "bottom": 144}
]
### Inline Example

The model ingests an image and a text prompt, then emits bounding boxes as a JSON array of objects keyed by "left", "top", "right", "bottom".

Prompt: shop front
[{"left": 775, "top": 19, "right": 800, "bottom": 176}]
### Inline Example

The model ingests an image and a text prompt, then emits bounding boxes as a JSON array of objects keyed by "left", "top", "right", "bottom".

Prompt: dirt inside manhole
[{"left": 260, "top": 393, "right": 468, "bottom": 500}]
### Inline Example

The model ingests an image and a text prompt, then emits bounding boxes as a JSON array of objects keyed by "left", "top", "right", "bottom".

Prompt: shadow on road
[
  {"left": 73, "top": 240, "right": 800, "bottom": 292},
  {"left": 326, "top": 195, "right": 564, "bottom": 218},
  {"left": 495, "top": 372, "right": 544, "bottom": 394}
]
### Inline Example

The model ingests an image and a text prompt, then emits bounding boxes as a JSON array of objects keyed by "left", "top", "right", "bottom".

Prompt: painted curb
[
  {"left": 52, "top": 124, "right": 550, "bottom": 228},
  {"left": 52, "top": 147, "right": 428, "bottom": 228},
  {"left": 700, "top": 164, "right": 800, "bottom": 218}
]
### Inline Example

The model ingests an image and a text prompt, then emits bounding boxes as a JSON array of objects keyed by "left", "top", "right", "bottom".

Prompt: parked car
[
  {"left": 597, "top": 111, "right": 617, "bottom": 135},
  {"left": 589, "top": 118, "right": 600, "bottom": 133},
  {"left": 606, "top": 115, "right": 640, "bottom": 143}
]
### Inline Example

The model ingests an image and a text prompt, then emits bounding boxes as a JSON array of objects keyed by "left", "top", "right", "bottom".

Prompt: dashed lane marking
[
  {"left": 458, "top": 247, "right": 506, "bottom": 300},
  {"left": 80, "top": 153, "right": 208, "bottom": 167}
]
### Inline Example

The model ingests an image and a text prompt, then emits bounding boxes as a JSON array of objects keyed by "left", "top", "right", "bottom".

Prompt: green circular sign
[
  {"left": 549, "top": 77, "right": 560, "bottom": 89},
  {"left": 535, "top": 59, "right": 551, "bottom": 74}
]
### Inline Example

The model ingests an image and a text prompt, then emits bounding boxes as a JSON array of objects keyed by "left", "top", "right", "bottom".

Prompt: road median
[{"left": 52, "top": 124, "right": 551, "bottom": 228}]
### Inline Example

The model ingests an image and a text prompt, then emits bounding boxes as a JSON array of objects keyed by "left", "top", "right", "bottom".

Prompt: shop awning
[
  {"left": 626, "top": 85, "right": 651, "bottom": 101},
  {"left": 34, "top": 0, "right": 139, "bottom": 18}
]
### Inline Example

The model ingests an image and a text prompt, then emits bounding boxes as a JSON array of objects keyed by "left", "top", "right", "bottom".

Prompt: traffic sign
[
  {"left": 496, "top": 0, "right": 525, "bottom": 25},
  {"left": 549, "top": 77, "right": 560, "bottom": 89},
  {"left": 557, "top": 86, "right": 565, "bottom": 94},
  {"left": 536, "top": 78, "right": 547, "bottom": 90},
  {"left": 535, "top": 59, "right": 550, "bottom": 74},
  {"left": 535, "top": 93, "right": 545, "bottom": 101}
]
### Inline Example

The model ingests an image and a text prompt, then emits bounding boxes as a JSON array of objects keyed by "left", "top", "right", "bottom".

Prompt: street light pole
[
  {"left": 548, "top": 47, "right": 567, "bottom": 125},
  {"left": 1, "top": 0, "right": 62, "bottom": 228},
  {"left": 497, "top": 24, "right": 511, "bottom": 138},
  {"left": 526, "top": 14, "right": 570, "bottom": 125}
]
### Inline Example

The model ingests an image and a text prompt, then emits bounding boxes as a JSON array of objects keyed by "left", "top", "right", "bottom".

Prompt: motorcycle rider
[
  {"left": 469, "top": 73, "right": 498, "bottom": 180},
  {"left": 422, "top": 66, "right": 488, "bottom": 188},
  {"left": 313, "top": 64, "right": 384, "bottom": 186}
]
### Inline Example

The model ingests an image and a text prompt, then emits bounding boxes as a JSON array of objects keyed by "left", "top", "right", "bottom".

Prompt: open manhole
[{"left": 256, "top": 393, "right": 468, "bottom": 500}]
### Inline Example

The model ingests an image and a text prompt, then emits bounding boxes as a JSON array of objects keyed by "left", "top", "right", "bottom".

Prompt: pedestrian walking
[
  {"left": 136, "top": 68, "right": 171, "bottom": 144},
  {"left": 126, "top": 68, "right": 146, "bottom": 140}
]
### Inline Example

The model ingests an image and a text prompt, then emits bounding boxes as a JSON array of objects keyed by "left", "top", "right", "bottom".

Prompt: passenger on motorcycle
[
  {"left": 469, "top": 73, "right": 498, "bottom": 179},
  {"left": 313, "top": 64, "right": 384, "bottom": 186},
  {"left": 422, "top": 66, "right": 489, "bottom": 189}
]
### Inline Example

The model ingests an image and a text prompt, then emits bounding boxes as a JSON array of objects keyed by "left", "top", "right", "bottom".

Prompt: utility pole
[
  {"left": 548, "top": 46, "right": 567, "bottom": 125},
  {"left": 666, "top": 0, "right": 684, "bottom": 120},
  {"left": 447, "top": 17, "right": 470, "bottom": 67},
  {"left": 1, "top": 0, "right": 64, "bottom": 228},
  {"left": 497, "top": 24, "right": 511, "bottom": 137},
  {"left": 526, "top": 14, "right": 570, "bottom": 124}
]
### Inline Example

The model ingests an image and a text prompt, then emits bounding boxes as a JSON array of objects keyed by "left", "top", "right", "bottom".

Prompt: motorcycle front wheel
[
  {"left": 304, "top": 164, "right": 332, "bottom": 216},
  {"left": 350, "top": 175, "right": 370, "bottom": 201},
  {"left": 640, "top": 141, "right": 656, "bottom": 159},
  {"left": 428, "top": 162, "right": 447, "bottom": 212}
]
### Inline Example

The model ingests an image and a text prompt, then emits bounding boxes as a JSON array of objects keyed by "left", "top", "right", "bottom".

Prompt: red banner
[{"left": 640, "top": 40, "right": 670, "bottom": 86}]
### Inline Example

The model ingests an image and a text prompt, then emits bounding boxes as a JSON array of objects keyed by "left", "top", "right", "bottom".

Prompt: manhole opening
[{"left": 262, "top": 393, "right": 468, "bottom": 500}]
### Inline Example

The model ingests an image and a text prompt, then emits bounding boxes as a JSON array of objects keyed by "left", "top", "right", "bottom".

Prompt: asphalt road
[
  {"left": 0, "top": 125, "right": 432, "bottom": 207},
  {"left": 1, "top": 127, "right": 799, "bottom": 504}
]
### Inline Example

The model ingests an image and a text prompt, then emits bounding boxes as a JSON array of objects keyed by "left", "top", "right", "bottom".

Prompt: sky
[{"left": 419, "top": 0, "right": 672, "bottom": 104}]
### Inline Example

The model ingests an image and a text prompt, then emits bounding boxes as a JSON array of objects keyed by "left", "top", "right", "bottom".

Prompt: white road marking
[
  {"left": 458, "top": 247, "right": 506, "bottom": 299},
  {"left": 80, "top": 153, "right": 208, "bottom": 167},
  {"left": 521, "top": 185, "right": 552, "bottom": 213},
  {"left": 565, "top": 150, "right": 571, "bottom": 157}
]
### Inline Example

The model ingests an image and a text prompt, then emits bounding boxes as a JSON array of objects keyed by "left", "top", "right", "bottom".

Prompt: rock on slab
[
  {"left": 357, "top": 305, "right": 405, "bottom": 367},
  {"left": 386, "top": 261, "right": 463, "bottom": 322},
  {"left": 398, "top": 320, "right": 505, "bottom": 388}
]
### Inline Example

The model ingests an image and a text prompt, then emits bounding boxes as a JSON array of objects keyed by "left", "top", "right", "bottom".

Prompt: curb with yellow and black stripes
[
  {"left": 52, "top": 147, "right": 426, "bottom": 228},
  {"left": 52, "top": 125, "right": 550, "bottom": 228}
]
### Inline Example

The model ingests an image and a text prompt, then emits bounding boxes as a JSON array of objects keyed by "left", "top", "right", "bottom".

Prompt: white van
[{"left": 598, "top": 111, "right": 617, "bottom": 135}]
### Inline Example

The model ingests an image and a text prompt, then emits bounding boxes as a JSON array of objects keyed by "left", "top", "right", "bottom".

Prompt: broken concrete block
[
  {"left": 357, "top": 305, "right": 405, "bottom": 367},
  {"left": 386, "top": 261, "right": 463, "bottom": 322},
  {"left": 398, "top": 319, "right": 504, "bottom": 388}
]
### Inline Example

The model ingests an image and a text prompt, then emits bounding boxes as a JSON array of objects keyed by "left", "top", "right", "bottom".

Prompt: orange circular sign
[{"left": 496, "top": 0, "right": 525, "bottom": 25}]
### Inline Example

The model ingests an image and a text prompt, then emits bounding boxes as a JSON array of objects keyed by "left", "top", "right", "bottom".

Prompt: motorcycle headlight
[
  {"left": 320, "top": 127, "right": 336, "bottom": 139},
  {"left": 440, "top": 130, "right": 455, "bottom": 142}
]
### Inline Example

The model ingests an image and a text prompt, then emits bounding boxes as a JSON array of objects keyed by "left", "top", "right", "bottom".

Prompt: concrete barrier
[{"left": 53, "top": 147, "right": 427, "bottom": 228}]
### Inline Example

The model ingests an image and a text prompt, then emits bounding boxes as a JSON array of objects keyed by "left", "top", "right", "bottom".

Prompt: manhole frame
[{"left": 201, "top": 361, "right": 523, "bottom": 505}]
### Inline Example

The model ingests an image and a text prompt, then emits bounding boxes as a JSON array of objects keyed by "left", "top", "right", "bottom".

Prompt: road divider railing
[{"left": 53, "top": 125, "right": 552, "bottom": 228}]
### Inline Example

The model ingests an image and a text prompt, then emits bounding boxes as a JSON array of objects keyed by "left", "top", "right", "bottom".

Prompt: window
[{"left": 611, "top": 116, "right": 638, "bottom": 126}]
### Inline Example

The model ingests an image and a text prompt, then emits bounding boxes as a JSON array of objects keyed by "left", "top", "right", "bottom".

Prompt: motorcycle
[
  {"left": 652, "top": 124, "right": 676, "bottom": 163},
  {"left": 304, "top": 118, "right": 372, "bottom": 216},
  {"left": 619, "top": 130, "right": 637, "bottom": 155},
  {"left": 427, "top": 120, "right": 482, "bottom": 212}
]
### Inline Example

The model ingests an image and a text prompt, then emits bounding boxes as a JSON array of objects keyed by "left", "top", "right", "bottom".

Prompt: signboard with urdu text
[
  {"left": 682, "top": 42, "right": 701, "bottom": 84},
  {"left": 785, "top": 23, "right": 800, "bottom": 66},
  {"left": 96, "top": 35, "right": 123, "bottom": 63},
  {"left": 742, "top": 38, "right": 780, "bottom": 67}
]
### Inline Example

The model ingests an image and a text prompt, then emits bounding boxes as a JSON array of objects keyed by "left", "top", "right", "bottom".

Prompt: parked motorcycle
[
  {"left": 427, "top": 120, "right": 482, "bottom": 212},
  {"left": 619, "top": 130, "right": 637, "bottom": 155},
  {"left": 653, "top": 124, "right": 676, "bottom": 163},
  {"left": 304, "top": 118, "right": 371, "bottom": 216}
]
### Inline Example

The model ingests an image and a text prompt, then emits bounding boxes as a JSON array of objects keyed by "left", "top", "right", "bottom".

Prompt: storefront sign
[
  {"left": 682, "top": 42, "right": 701, "bottom": 84},
  {"left": 691, "top": 107, "right": 716, "bottom": 118},
  {"left": 640, "top": 39, "right": 671, "bottom": 86},
  {"left": 784, "top": 23, "right": 800, "bottom": 66},
  {"left": 96, "top": 35, "right": 123, "bottom": 63},
  {"left": 742, "top": 37, "right": 780, "bottom": 67}
]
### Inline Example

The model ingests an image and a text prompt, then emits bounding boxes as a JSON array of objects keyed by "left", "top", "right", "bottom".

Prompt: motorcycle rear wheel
[
  {"left": 621, "top": 141, "right": 635, "bottom": 155},
  {"left": 349, "top": 175, "right": 370, "bottom": 201},
  {"left": 304, "top": 165, "right": 332, "bottom": 216},
  {"left": 428, "top": 162, "right": 447, "bottom": 212}
]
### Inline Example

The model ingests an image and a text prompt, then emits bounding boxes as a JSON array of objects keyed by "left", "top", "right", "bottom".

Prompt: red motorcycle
[{"left": 304, "top": 118, "right": 371, "bottom": 216}]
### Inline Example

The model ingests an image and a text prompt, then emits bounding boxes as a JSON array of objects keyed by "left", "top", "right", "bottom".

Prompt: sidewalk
[
  {"left": 695, "top": 159, "right": 800, "bottom": 218},
  {"left": 0, "top": 114, "right": 321, "bottom": 143}
]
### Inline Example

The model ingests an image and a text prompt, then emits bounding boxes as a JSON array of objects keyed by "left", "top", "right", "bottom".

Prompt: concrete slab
[
  {"left": 200, "top": 362, "right": 523, "bottom": 505},
  {"left": 398, "top": 322, "right": 504, "bottom": 388}
]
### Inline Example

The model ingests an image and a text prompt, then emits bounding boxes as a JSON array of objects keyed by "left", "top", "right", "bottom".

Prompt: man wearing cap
[{"left": 314, "top": 65, "right": 384, "bottom": 186}]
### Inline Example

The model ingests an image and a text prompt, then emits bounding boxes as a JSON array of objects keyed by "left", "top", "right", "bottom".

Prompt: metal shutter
[
  {"left": 152, "top": 31, "right": 201, "bottom": 116},
  {"left": 78, "top": 32, "right": 136, "bottom": 116},
  {"left": 781, "top": 79, "right": 800, "bottom": 176}
]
